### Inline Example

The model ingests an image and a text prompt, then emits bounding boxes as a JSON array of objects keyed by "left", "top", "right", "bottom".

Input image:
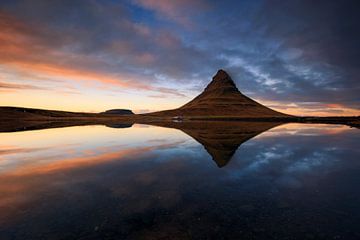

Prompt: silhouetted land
[
  {"left": 0, "top": 106, "right": 134, "bottom": 132},
  {"left": 0, "top": 105, "right": 359, "bottom": 170},
  {"left": 146, "top": 70, "right": 289, "bottom": 118},
  {"left": 0, "top": 106, "right": 359, "bottom": 132},
  {"left": 1, "top": 70, "right": 359, "bottom": 132}
]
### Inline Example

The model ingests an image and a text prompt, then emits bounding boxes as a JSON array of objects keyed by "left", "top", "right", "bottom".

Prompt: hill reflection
[{"left": 147, "top": 121, "right": 282, "bottom": 167}]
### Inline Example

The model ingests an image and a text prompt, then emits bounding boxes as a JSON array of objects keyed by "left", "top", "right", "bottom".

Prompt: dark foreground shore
[{"left": 0, "top": 106, "right": 359, "bottom": 132}]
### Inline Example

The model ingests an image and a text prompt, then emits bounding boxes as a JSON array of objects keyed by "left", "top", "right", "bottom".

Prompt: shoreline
[{"left": 0, "top": 106, "right": 359, "bottom": 132}]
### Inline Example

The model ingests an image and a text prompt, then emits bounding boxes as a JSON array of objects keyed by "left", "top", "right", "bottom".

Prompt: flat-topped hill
[{"left": 101, "top": 109, "right": 134, "bottom": 115}]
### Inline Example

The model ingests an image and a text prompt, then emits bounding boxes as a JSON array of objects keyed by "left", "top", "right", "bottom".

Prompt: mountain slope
[{"left": 147, "top": 69, "right": 289, "bottom": 118}]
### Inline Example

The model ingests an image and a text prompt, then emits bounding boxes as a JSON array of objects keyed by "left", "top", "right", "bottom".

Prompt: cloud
[
  {"left": 200, "top": 0, "right": 360, "bottom": 113},
  {"left": 132, "top": 0, "right": 209, "bottom": 27},
  {"left": 0, "top": 81, "right": 46, "bottom": 90},
  {"left": 0, "top": 0, "right": 220, "bottom": 94},
  {"left": 264, "top": 101, "right": 360, "bottom": 116},
  {"left": 0, "top": 8, "right": 190, "bottom": 97},
  {"left": 0, "top": 0, "right": 358, "bottom": 115},
  {"left": 251, "top": 0, "right": 360, "bottom": 102}
]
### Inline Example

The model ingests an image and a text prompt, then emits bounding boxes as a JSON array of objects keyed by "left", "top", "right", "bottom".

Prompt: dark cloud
[
  {"left": 255, "top": 0, "right": 360, "bottom": 102},
  {"left": 0, "top": 0, "right": 221, "bottom": 93},
  {"left": 192, "top": 0, "right": 360, "bottom": 109}
]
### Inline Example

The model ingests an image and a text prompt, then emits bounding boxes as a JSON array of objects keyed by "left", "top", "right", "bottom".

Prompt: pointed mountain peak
[
  {"left": 213, "top": 69, "right": 231, "bottom": 81},
  {"left": 204, "top": 69, "right": 239, "bottom": 93}
]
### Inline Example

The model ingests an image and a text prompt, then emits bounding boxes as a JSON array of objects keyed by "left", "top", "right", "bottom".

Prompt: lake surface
[{"left": 0, "top": 123, "right": 359, "bottom": 239}]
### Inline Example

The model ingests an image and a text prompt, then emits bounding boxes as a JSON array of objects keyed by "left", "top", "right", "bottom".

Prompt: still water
[{"left": 0, "top": 123, "right": 359, "bottom": 239}]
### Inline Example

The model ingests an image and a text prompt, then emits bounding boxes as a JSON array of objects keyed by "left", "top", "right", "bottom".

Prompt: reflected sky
[{"left": 0, "top": 123, "right": 359, "bottom": 239}]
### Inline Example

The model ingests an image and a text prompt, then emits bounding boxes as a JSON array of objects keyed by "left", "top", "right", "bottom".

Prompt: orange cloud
[
  {"left": 0, "top": 81, "right": 45, "bottom": 90},
  {"left": 260, "top": 99, "right": 360, "bottom": 116},
  {"left": 0, "top": 11, "right": 184, "bottom": 97},
  {"left": 5, "top": 61, "right": 149, "bottom": 89},
  {"left": 325, "top": 103, "right": 342, "bottom": 108}
]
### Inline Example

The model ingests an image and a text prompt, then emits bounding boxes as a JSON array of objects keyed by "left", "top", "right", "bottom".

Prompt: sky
[{"left": 0, "top": 0, "right": 359, "bottom": 116}]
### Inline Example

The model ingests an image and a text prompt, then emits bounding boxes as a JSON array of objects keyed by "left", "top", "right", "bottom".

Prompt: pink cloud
[
  {"left": 0, "top": 11, "right": 184, "bottom": 97},
  {"left": 0, "top": 81, "right": 46, "bottom": 90},
  {"left": 132, "top": 0, "right": 209, "bottom": 27},
  {"left": 134, "top": 53, "right": 157, "bottom": 65}
]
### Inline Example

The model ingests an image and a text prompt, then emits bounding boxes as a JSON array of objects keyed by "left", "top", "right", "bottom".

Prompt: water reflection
[
  {"left": 148, "top": 121, "right": 282, "bottom": 167},
  {"left": 0, "top": 123, "right": 359, "bottom": 239}
]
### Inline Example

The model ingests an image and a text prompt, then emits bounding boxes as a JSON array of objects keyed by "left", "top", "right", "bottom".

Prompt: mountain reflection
[{"left": 147, "top": 121, "right": 282, "bottom": 167}]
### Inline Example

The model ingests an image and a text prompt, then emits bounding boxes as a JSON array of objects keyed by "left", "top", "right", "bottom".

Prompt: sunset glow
[{"left": 0, "top": 1, "right": 359, "bottom": 115}]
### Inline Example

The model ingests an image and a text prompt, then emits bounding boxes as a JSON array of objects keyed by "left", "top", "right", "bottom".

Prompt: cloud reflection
[{"left": 0, "top": 123, "right": 359, "bottom": 239}]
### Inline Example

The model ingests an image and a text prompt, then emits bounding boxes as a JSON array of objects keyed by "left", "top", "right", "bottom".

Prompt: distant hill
[
  {"left": 0, "top": 107, "right": 98, "bottom": 119},
  {"left": 0, "top": 107, "right": 134, "bottom": 132},
  {"left": 101, "top": 109, "right": 134, "bottom": 115},
  {"left": 146, "top": 69, "right": 289, "bottom": 118}
]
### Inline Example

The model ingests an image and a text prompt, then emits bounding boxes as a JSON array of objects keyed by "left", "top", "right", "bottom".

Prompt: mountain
[{"left": 147, "top": 69, "right": 289, "bottom": 118}]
